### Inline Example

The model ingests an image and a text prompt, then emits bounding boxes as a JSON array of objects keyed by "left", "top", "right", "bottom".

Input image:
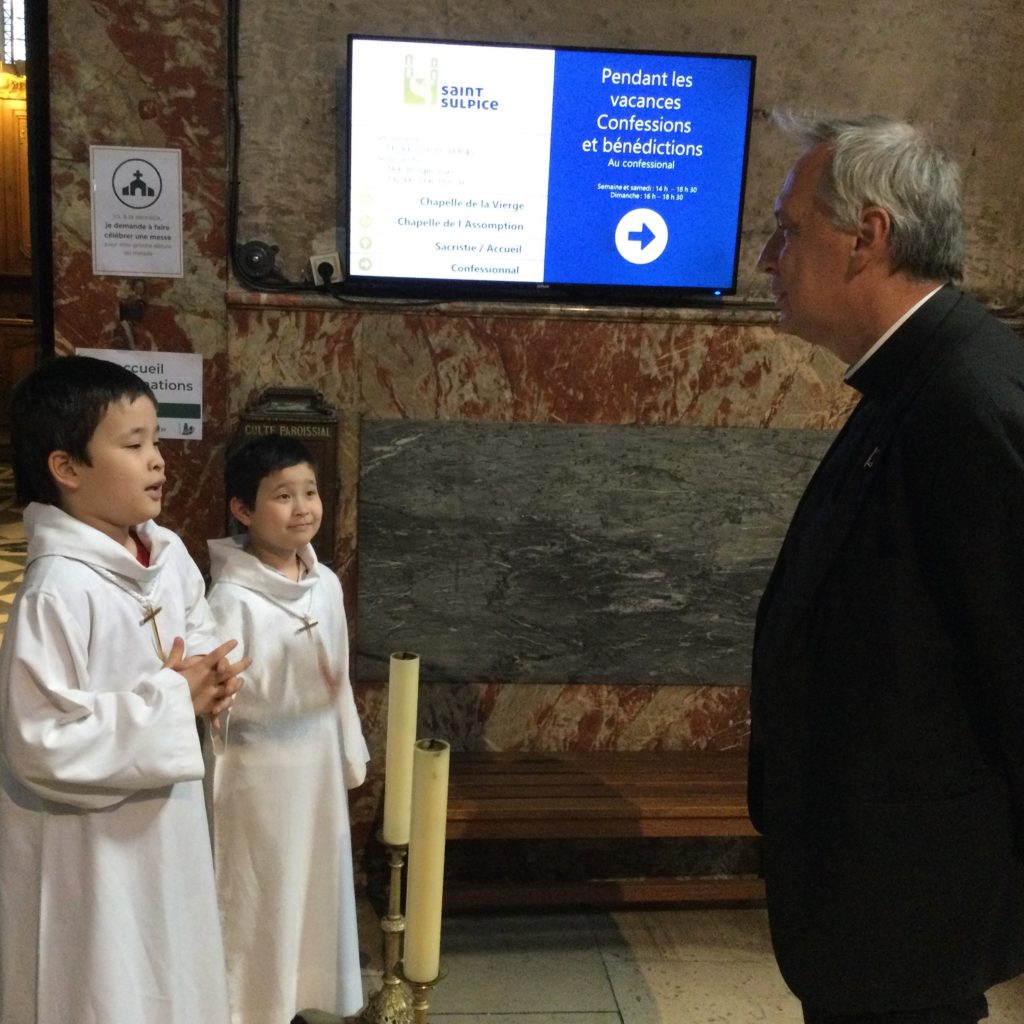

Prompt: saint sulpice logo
[
  {"left": 404, "top": 55, "right": 439, "bottom": 105},
  {"left": 112, "top": 159, "right": 163, "bottom": 211}
]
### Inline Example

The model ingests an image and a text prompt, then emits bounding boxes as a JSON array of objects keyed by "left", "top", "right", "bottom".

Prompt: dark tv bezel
[{"left": 343, "top": 34, "right": 757, "bottom": 308}]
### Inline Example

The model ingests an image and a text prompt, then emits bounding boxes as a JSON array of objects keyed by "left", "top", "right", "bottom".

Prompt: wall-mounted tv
[{"left": 345, "top": 35, "right": 756, "bottom": 306}]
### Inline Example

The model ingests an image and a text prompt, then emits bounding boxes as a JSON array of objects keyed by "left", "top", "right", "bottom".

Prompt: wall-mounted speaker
[{"left": 237, "top": 240, "right": 279, "bottom": 281}]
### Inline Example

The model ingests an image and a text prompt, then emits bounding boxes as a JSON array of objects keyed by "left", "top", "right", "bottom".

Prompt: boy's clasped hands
[{"left": 164, "top": 636, "right": 251, "bottom": 726}]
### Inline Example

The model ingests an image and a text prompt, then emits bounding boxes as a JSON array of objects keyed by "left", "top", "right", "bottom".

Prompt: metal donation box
[{"left": 235, "top": 387, "right": 339, "bottom": 567}]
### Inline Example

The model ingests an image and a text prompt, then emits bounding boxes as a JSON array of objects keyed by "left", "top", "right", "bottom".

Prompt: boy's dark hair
[
  {"left": 225, "top": 433, "right": 318, "bottom": 515},
  {"left": 11, "top": 355, "right": 157, "bottom": 506}
]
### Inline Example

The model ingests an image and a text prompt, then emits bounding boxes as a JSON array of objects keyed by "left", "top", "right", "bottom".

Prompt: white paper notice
[
  {"left": 78, "top": 348, "right": 203, "bottom": 440},
  {"left": 90, "top": 146, "right": 184, "bottom": 278}
]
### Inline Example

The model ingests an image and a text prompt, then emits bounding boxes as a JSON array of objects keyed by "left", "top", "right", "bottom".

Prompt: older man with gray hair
[{"left": 749, "top": 113, "right": 1024, "bottom": 1024}]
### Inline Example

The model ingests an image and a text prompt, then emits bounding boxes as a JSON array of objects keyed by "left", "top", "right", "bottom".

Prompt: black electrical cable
[
  {"left": 225, "top": 0, "right": 307, "bottom": 293},
  {"left": 223, "top": 4, "right": 487, "bottom": 309}
]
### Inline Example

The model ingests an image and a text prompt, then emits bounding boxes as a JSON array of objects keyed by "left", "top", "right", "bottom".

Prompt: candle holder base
[
  {"left": 397, "top": 963, "right": 448, "bottom": 1024},
  {"left": 358, "top": 840, "right": 413, "bottom": 1024},
  {"left": 359, "top": 976, "right": 413, "bottom": 1024}
]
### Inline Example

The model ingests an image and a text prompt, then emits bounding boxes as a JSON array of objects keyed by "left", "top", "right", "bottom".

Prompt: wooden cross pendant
[
  {"left": 140, "top": 605, "right": 168, "bottom": 661},
  {"left": 139, "top": 605, "right": 163, "bottom": 627}
]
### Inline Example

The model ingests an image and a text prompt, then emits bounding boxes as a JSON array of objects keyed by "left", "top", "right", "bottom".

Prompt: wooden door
[
  {"left": 0, "top": 75, "right": 31, "bottom": 276},
  {"left": 0, "top": 72, "right": 34, "bottom": 450}
]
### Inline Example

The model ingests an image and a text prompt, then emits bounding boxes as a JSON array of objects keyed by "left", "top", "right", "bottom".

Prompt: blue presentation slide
[{"left": 543, "top": 51, "right": 754, "bottom": 289}]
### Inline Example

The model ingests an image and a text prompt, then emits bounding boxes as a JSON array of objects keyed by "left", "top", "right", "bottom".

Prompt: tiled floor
[
  {"left": 1, "top": 468, "right": 1022, "bottom": 1024},
  {"left": 352, "top": 904, "right": 1024, "bottom": 1024},
  {"left": 418, "top": 906, "right": 799, "bottom": 1024}
]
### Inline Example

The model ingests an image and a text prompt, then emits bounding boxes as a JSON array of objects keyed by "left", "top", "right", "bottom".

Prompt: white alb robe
[
  {"left": 207, "top": 535, "right": 369, "bottom": 1024},
  {"left": 0, "top": 503, "right": 232, "bottom": 1024}
]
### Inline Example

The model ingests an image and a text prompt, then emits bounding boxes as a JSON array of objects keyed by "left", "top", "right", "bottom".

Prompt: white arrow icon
[{"left": 615, "top": 208, "right": 669, "bottom": 265}]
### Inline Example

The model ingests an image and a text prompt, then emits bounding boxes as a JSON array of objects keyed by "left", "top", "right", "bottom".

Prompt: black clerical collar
[
  {"left": 844, "top": 285, "right": 945, "bottom": 380},
  {"left": 846, "top": 284, "right": 960, "bottom": 402}
]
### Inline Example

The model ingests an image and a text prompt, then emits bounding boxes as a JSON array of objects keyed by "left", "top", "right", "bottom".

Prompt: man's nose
[{"left": 757, "top": 228, "right": 781, "bottom": 273}]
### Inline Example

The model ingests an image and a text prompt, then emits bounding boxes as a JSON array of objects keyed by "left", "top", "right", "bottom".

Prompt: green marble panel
[{"left": 356, "top": 420, "right": 832, "bottom": 684}]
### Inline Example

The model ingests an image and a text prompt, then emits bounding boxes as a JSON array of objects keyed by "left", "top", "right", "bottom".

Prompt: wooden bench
[{"left": 444, "top": 749, "right": 764, "bottom": 909}]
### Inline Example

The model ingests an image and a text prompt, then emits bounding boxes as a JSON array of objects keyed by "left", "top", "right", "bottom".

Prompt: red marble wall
[
  {"left": 223, "top": 292, "right": 859, "bottom": 867},
  {"left": 49, "top": 0, "right": 231, "bottom": 550},
  {"left": 225, "top": 292, "right": 855, "bottom": 758}
]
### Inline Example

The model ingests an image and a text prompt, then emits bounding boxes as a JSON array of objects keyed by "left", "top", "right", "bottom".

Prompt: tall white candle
[
  {"left": 381, "top": 651, "right": 420, "bottom": 846},
  {"left": 403, "top": 738, "right": 450, "bottom": 983}
]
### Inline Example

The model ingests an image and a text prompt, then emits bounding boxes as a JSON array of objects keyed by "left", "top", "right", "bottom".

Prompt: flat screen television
[{"left": 345, "top": 35, "right": 756, "bottom": 305}]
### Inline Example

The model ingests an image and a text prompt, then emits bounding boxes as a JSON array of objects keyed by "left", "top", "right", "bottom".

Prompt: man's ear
[
  {"left": 853, "top": 205, "right": 892, "bottom": 265},
  {"left": 47, "top": 450, "right": 81, "bottom": 493},
  {"left": 229, "top": 495, "right": 254, "bottom": 527}
]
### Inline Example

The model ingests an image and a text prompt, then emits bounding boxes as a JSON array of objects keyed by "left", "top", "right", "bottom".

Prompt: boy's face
[
  {"left": 56, "top": 396, "right": 164, "bottom": 543},
  {"left": 232, "top": 462, "right": 322, "bottom": 561}
]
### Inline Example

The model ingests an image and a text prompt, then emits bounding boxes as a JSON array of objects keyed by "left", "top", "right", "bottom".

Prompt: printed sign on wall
[
  {"left": 90, "top": 146, "right": 184, "bottom": 278},
  {"left": 78, "top": 348, "right": 203, "bottom": 440}
]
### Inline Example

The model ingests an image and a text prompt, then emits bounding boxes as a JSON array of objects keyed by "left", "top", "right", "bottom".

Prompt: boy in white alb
[
  {"left": 208, "top": 434, "right": 369, "bottom": 1024},
  {"left": 0, "top": 356, "right": 249, "bottom": 1024}
]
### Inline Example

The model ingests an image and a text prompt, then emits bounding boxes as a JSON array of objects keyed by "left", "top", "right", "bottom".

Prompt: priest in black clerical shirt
[{"left": 748, "top": 111, "right": 1024, "bottom": 1024}]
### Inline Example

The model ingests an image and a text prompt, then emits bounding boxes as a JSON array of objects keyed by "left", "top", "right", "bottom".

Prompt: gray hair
[{"left": 774, "top": 111, "right": 964, "bottom": 281}]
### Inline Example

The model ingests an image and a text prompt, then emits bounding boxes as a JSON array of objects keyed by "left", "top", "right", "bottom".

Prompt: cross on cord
[{"left": 140, "top": 605, "right": 168, "bottom": 662}]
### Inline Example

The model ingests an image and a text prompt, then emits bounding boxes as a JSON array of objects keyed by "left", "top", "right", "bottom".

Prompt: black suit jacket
[{"left": 749, "top": 286, "right": 1024, "bottom": 1013}]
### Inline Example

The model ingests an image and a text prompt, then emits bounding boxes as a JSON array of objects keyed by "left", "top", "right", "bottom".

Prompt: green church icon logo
[{"left": 404, "top": 55, "right": 439, "bottom": 105}]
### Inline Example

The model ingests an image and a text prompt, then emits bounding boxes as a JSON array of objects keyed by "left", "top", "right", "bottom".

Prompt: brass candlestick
[
  {"left": 400, "top": 964, "right": 448, "bottom": 1024},
  {"left": 359, "top": 841, "right": 413, "bottom": 1024}
]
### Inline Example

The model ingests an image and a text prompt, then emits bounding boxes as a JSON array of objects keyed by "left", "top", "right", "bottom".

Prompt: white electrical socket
[{"left": 309, "top": 251, "right": 342, "bottom": 285}]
